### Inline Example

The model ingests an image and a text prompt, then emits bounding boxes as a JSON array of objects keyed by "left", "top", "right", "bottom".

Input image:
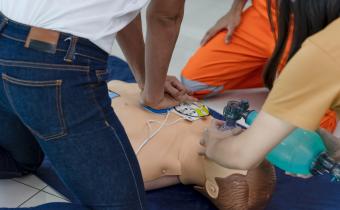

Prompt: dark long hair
[{"left": 264, "top": 0, "right": 340, "bottom": 89}]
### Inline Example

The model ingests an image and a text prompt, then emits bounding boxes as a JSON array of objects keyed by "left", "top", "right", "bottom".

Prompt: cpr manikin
[{"left": 108, "top": 81, "right": 276, "bottom": 210}]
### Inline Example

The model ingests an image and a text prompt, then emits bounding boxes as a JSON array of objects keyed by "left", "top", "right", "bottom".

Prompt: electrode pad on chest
[{"left": 172, "top": 102, "right": 210, "bottom": 121}]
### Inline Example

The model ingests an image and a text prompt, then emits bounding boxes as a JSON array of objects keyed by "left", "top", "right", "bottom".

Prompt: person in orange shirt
[{"left": 181, "top": 0, "right": 337, "bottom": 132}]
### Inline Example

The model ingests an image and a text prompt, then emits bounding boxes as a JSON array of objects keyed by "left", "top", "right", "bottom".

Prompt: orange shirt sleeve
[{"left": 262, "top": 39, "right": 340, "bottom": 131}]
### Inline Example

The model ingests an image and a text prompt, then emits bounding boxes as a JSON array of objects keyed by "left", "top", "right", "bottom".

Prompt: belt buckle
[{"left": 25, "top": 27, "right": 60, "bottom": 54}]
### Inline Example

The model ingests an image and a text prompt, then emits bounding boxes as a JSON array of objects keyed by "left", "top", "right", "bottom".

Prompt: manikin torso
[
  {"left": 108, "top": 81, "right": 246, "bottom": 184},
  {"left": 108, "top": 81, "right": 276, "bottom": 210}
]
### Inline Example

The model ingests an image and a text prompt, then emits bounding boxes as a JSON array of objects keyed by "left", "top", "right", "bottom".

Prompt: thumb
[
  {"left": 232, "top": 126, "right": 243, "bottom": 135},
  {"left": 201, "top": 26, "right": 220, "bottom": 46},
  {"left": 225, "top": 26, "right": 235, "bottom": 44}
]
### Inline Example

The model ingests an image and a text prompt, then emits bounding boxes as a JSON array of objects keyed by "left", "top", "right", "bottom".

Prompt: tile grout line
[
  {"left": 12, "top": 178, "right": 69, "bottom": 202},
  {"left": 12, "top": 178, "right": 47, "bottom": 191},
  {"left": 41, "top": 188, "right": 70, "bottom": 202},
  {"left": 17, "top": 186, "right": 48, "bottom": 208}
]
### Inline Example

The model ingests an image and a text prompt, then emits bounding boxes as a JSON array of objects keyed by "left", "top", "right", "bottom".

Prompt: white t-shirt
[{"left": 0, "top": 0, "right": 148, "bottom": 53}]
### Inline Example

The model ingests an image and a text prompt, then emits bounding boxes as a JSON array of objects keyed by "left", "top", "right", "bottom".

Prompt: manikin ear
[
  {"left": 194, "top": 160, "right": 276, "bottom": 210},
  {"left": 194, "top": 174, "right": 250, "bottom": 210}
]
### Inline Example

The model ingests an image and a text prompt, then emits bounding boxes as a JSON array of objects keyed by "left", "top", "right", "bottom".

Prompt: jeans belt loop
[
  {"left": 0, "top": 17, "right": 9, "bottom": 33},
  {"left": 64, "top": 36, "right": 78, "bottom": 63}
]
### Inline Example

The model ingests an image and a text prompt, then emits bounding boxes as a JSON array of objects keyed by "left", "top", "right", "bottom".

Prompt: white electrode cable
[{"left": 136, "top": 111, "right": 184, "bottom": 154}]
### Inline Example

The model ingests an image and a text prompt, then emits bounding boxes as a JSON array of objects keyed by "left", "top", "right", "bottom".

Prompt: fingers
[
  {"left": 225, "top": 26, "right": 235, "bottom": 44},
  {"left": 317, "top": 128, "right": 340, "bottom": 161},
  {"left": 200, "top": 128, "right": 209, "bottom": 146},
  {"left": 165, "top": 76, "right": 197, "bottom": 103},
  {"left": 208, "top": 119, "right": 244, "bottom": 140},
  {"left": 211, "top": 119, "right": 240, "bottom": 132},
  {"left": 177, "top": 94, "right": 198, "bottom": 103},
  {"left": 210, "top": 119, "right": 225, "bottom": 132},
  {"left": 165, "top": 85, "right": 198, "bottom": 103},
  {"left": 199, "top": 129, "right": 210, "bottom": 157},
  {"left": 232, "top": 126, "right": 243, "bottom": 135},
  {"left": 317, "top": 128, "right": 331, "bottom": 136},
  {"left": 165, "top": 82, "right": 181, "bottom": 98},
  {"left": 213, "top": 119, "right": 225, "bottom": 127},
  {"left": 170, "top": 78, "right": 188, "bottom": 93},
  {"left": 317, "top": 128, "right": 340, "bottom": 151},
  {"left": 172, "top": 82, "right": 196, "bottom": 101},
  {"left": 317, "top": 128, "right": 336, "bottom": 141},
  {"left": 167, "top": 87, "right": 198, "bottom": 103},
  {"left": 200, "top": 26, "right": 220, "bottom": 46},
  {"left": 165, "top": 94, "right": 181, "bottom": 107}
]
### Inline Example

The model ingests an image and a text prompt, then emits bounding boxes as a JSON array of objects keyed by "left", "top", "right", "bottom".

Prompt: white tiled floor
[
  {"left": 0, "top": 176, "right": 69, "bottom": 208},
  {"left": 0, "top": 179, "right": 39, "bottom": 208},
  {"left": 1, "top": 0, "right": 339, "bottom": 208},
  {"left": 13, "top": 174, "right": 47, "bottom": 190},
  {"left": 20, "top": 191, "right": 68, "bottom": 208}
]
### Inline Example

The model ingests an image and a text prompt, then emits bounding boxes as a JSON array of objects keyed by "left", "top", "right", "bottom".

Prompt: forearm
[
  {"left": 229, "top": 0, "right": 248, "bottom": 14},
  {"left": 116, "top": 14, "right": 145, "bottom": 89},
  {"left": 212, "top": 111, "right": 295, "bottom": 170},
  {"left": 144, "top": 0, "right": 185, "bottom": 103}
]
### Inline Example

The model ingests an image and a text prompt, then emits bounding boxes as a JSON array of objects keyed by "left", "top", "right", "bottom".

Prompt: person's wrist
[
  {"left": 137, "top": 81, "right": 145, "bottom": 90},
  {"left": 229, "top": 7, "right": 242, "bottom": 17},
  {"left": 230, "top": 0, "right": 245, "bottom": 15},
  {"left": 143, "top": 97, "right": 161, "bottom": 107},
  {"left": 142, "top": 89, "right": 164, "bottom": 107}
]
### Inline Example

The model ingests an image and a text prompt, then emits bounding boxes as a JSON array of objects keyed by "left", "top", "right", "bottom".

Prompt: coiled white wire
[{"left": 136, "top": 111, "right": 184, "bottom": 154}]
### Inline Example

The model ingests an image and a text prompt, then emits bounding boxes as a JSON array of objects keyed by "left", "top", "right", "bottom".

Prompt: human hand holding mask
[{"left": 199, "top": 119, "right": 243, "bottom": 159}]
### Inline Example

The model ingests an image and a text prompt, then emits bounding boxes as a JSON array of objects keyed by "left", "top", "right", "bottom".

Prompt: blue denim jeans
[{"left": 0, "top": 14, "right": 146, "bottom": 210}]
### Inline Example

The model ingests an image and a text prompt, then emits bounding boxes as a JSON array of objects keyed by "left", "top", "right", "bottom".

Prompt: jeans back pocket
[{"left": 2, "top": 73, "right": 67, "bottom": 140}]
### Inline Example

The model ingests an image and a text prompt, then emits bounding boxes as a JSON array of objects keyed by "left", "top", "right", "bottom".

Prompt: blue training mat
[
  {"left": 29, "top": 56, "right": 340, "bottom": 210},
  {"left": 107, "top": 56, "right": 340, "bottom": 210}
]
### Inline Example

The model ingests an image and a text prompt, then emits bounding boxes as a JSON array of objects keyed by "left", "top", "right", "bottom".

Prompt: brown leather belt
[
  {"left": 25, "top": 27, "right": 60, "bottom": 54},
  {"left": 0, "top": 12, "right": 101, "bottom": 63}
]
